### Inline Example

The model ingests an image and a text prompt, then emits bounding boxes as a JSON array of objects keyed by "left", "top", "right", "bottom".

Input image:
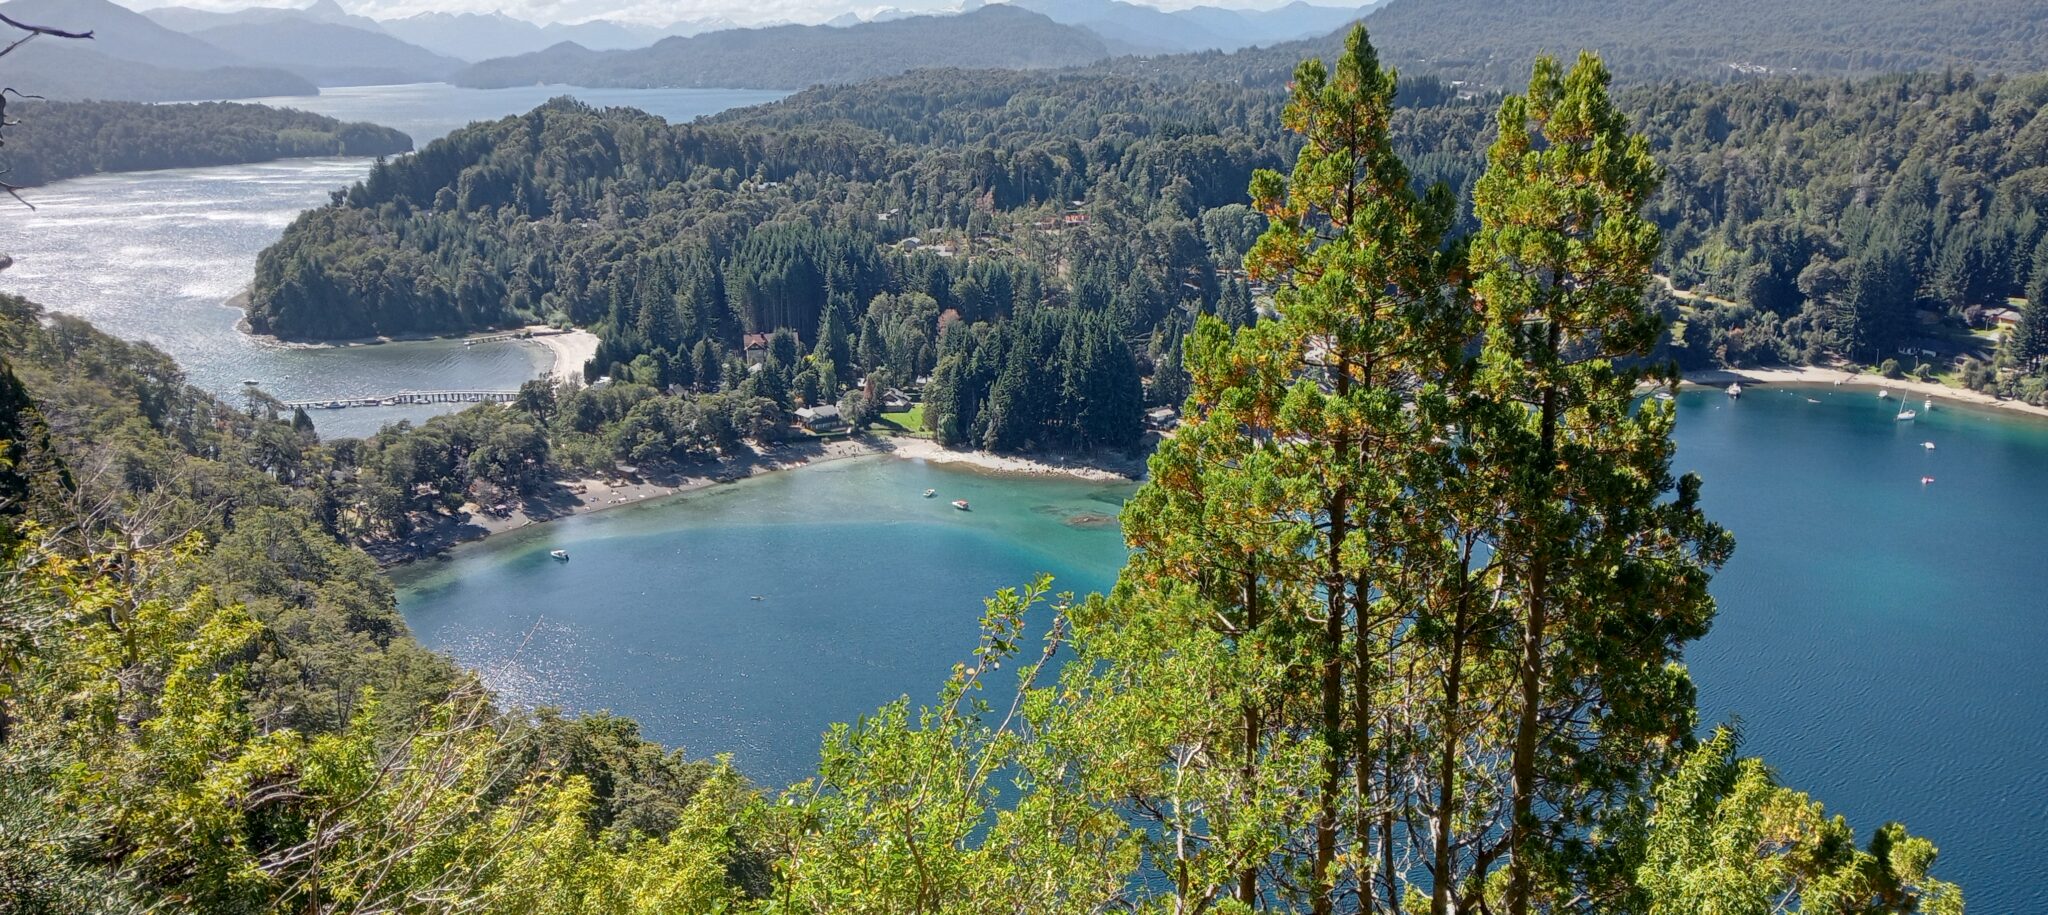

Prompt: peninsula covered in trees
[
  {"left": 250, "top": 42, "right": 2048, "bottom": 462},
  {"left": 0, "top": 100, "right": 413, "bottom": 188},
  {"left": 0, "top": 30, "right": 1965, "bottom": 913}
]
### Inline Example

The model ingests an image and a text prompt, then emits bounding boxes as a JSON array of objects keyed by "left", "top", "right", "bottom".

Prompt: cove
[
  {"left": 397, "top": 389, "right": 2048, "bottom": 911},
  {"left": 392, "top": 456, "right": 1134, "bottom": 786}
]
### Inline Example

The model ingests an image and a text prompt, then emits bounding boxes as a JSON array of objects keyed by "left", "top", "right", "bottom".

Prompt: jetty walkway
[{"left": 284, "top": 390, "right": 519, "bottom": 410}]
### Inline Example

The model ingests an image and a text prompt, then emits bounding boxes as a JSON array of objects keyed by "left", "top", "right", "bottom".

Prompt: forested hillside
[
  {"left": 0, "top": 292, "right": 761, "bottom": 911},
  {"left": 1354, "top": 0, "right": 2048, "bottom": 87},
  {"left": 0, "top": 100, "right": 412, "bottom": 187},
  {"left": 1634, "top": 72, "right": 2048, "bottom": 389},
  {"left": 0, "top": 33, "right": 1966, "bottom": 913},
  {"left": 246, "top": 68, "right": 1308, "bottom": 451},
  {"left": 449, "top": 6, "right": 1107, "bottom": 90}
]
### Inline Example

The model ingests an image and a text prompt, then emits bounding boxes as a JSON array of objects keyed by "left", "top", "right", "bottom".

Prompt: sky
[{"left": 113, "top": 0, "right": 1367, "bottom": 29}]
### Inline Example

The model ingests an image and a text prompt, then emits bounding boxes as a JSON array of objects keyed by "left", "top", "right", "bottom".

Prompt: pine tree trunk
[{"left": 1509, "top": 376, "right": 1560, "bottom": 915}]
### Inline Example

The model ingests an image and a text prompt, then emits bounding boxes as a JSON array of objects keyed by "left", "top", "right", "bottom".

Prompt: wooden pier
[{"left": 283, "top": 390, "right": 519, "bottom": 410}]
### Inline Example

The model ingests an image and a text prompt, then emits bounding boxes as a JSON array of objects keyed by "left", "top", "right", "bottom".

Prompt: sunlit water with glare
[{"left": 0, "top": 85, "right": 788, "bottom": 437}]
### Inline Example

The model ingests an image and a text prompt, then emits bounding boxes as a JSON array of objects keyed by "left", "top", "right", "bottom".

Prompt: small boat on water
[
  {"left": 241, "top": 379, "right": 259, "bottom": 386},
  {"left": 952, "top": 500, "right": 971, "bottom": 511},
  {"left": 549, "top": 549, "right": 569, "bottom": 561},
  {"left": 923, "top": 489, "right": 937, "bottom": 498},
  {"left": 1653, "top": 391, "right": 1674, "bottom": 402},
  {"left": 1923, "top": 441, "right": 1937, "bottom": 450},
  {"left": 1807, "top": 397, "right": 1822, "bottom": 404},
  {"left": 1921, "top": 476, "right": 1936, "bottom": 485},
  {"left": 1726, "top": 382, "right": 1742, "bottom": 399},
  {"left": 1924, "top": 398, "right": 1934, "bottom": 411},
  {"left": 1878, "top": 389, "right": 1891, "bottom": 399},
  {"left": 1896, "top": 409, "right": 1917, "bottom": 422}
]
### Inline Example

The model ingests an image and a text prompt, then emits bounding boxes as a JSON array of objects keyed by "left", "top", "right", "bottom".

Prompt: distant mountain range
[
  {"left": 0, "top": 0, "right": 1370, "bottom": 102},
  {"left": 450, "top": 6, "right": 1109, "bottom": 90},
  {"left": 5, "top": 0, "right": 2043, "bottom": 105},
  {"left": 0, "top": 0, "right": 315, "bottom": 100},
  {"left": 1005, "top": 0, "right": 1372, "bottom": 54}
]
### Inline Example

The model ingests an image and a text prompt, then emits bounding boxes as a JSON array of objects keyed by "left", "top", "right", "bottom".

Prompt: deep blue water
[
  {"left": 1674, "top": 386, "right": 2047, "bottom": 913},
  {"left": 398, "top": 389, "right": 2048, "bottom": 910}
]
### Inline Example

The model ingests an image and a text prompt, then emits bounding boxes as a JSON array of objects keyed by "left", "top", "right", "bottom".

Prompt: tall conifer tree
[{"left": 1465, "top": 54, "right": 1732, "bottom": 914}]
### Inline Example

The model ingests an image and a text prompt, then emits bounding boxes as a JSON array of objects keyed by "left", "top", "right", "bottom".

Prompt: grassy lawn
[{"left": 878, "top": 404, "right": 926, "bottom": 435}]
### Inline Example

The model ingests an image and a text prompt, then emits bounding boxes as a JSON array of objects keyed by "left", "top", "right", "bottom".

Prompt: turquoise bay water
[
  {"left": 393, "top": 456, "right": 1133, "bottom": 784},
  {"left": 399, "top": 390, "right": 2048, "bottom": 911}
]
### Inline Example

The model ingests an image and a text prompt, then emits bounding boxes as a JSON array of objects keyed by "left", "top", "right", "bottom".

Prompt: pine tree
[
  {"left": 1466, "top": 53, "right": 1732, "bottom": 913},
  {"left": 2013, "top": 238, "right": 2048, "bottom": 369},
  {"left": 1119, "top": 25, "right": 1464, "bottom": 911}
]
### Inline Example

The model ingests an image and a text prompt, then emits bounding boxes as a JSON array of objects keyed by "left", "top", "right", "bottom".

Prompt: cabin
[
  {"left": 743, "top": 332, "right": 772, "bottom": 365},
  {"left": 796, "top": 405, "right": 846, "bottom": 433},
  {"left": 1146, "top": 406, "right": 1180, "bottom": 431},
  {"left": 1992, "top": 309, "right": 2025, "bottom": 330}
]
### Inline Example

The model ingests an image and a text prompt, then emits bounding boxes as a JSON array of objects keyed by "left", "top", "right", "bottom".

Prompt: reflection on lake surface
[{"left": 402, "top": 392, "right": 2048, "bottom": 911}]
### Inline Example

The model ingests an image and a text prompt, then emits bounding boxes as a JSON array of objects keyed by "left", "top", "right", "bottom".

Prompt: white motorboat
[
  {"left": 550, "top": 549, "right": 569, "bottom": 561},
  {"left": 952, "top": 500, "right": 971, "bottom": 511}
]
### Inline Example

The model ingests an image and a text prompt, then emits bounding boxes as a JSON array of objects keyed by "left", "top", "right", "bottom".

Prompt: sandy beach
[
  {"left": 370, "top": 433, "right": 1148, "bottom": 565},
  {"left": 523, "top": 326, "right": 600, "bottom": 382},
  {"left": 886, "top": 436, "right": 1148, "bottom": 481},
  {"left": 1681, "top": 366, "right": 2048, "bottom": 421}
]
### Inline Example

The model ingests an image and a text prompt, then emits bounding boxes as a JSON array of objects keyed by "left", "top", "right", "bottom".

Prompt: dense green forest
[
  {"left": 449, "top": 6, "right": 1109, "bottom": 90},
  {"left": 1343, "top": 0, "right": 2048, "bottom": 88},
  {"left": 1, "top": 33, "right": 1965, "bottom": 913},
  {"left": 251, "top": 51, "right": 2048, "bottom": 443},
  {"left": 0, "top": 100, "right": 413, "bottom": 188}
]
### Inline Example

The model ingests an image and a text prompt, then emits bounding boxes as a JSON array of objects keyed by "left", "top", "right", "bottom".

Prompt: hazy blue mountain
[
  {"left": 1173, "top": 1, "right": 1375, "bottom": 46},
  {"left": 1007, "top": 0, "right": 1227, "bottom": 53},
  {"left": 1000, "top": 0, "right": 1374, "bottom": 53},
  {"left": 450, "top": 6, "right": 1108, "bottom": 90},
  {"left": 191, "top": 19, "right": 465, "bottom": 85},
  {"left": 376, "top": 10, "right": 717, "bottom": 61},
  {"left": 143, "top": 0, "right": 389, "bottom": 35},
  {"left": 0, "top": 0, "right": 252, "bottom": 68},
  {"left": 0, "top": 0, "right": 316, "bottom": 99},
  {"left": 3, "top": 42, "right": 316, "bottom": 99}
]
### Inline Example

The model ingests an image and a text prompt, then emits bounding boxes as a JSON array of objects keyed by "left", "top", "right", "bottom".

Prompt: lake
[
  {"left": 0, "top": 84, "right": 786, "bottom": 437},
  {"left": 397, "top": 389, "right": 2048, "bottom": 911},
  {"left": 393, "top": 456, "right": 1134, "bottom": 780}
]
